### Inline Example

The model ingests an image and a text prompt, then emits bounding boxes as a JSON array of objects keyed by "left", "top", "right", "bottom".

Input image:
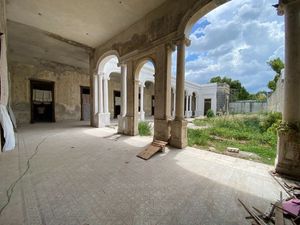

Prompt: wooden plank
[
  {"left": 275, "top": 202, "right": 284, "bottom": 225},
  {"left": 137, "top": 144, "right": 162, "bottom": 160},
  {"left": 137, "top": 140, "right": 168, "bottom": 160}
]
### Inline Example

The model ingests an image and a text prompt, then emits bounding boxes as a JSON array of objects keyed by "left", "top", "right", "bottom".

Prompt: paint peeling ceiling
[{"left": 6, "top": 0, "right": 167, "bottom": 48}]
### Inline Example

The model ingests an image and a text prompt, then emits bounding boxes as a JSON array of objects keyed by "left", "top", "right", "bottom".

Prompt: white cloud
[{"left": 185, "top": 0, "right": 284, "bottom": 93}]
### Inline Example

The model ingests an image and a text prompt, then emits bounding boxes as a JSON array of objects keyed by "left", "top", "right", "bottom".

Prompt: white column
[
  {"left": 121, "top": 64, "right": 127, "bottom": 116},
  {"left": 189, "top": 95, "right": 192, "bottom": 111},
  {"left": 93, "top": 74, "right": 98, "bottom": 115},
  {"left": 140, "top": 82, "right": 145, "bottom": 120},
  {"left": 98, "top": 73, "right": 103, "bottom": 114},
  {"left": 275, "top": 0, "right": 300, "bottom": 178},
  {"left": 174, "top": 39, "right": 188, "bottom": 121},
  {"left": 103, "top": 76, "right": 109, "bottom": 114}
]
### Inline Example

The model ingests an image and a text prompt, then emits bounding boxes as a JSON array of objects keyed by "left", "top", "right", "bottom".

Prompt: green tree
[
  {"left": 210, "top": 76, "right": 251, "bottom": 101},
  {"left": 267, "top": 58, "right": 284, "bottom": 91}
]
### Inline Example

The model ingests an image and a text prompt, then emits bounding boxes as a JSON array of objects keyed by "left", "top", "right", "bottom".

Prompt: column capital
[
  {"left": 139, "top": 81, "right": 145, "bottom": 87},
  {"left": 274, "top": 0, "right": 300, "bottom": 15},
  {"left": 166, "top": 42, "right": 176, "bottom": 52},
  {"left": 117, "top": 62, "right": 127, "bottom": 67},
  {"left": 175, "top": 36, "right": 191, "bottom": 47},
  {"left": 97, "top": 71, "right": 105, "bottom": 77}
]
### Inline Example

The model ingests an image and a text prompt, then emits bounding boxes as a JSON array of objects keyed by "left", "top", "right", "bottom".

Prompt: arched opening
[
  {"left": 95, "top": 54, "right": 125, "bottom": 128},
  {"left": 175, "top": 0, "right": 286, "bottom": 167},
  {"left": 135, "top": 60, "right": 156, "bottom": 121},
  {"left": 132, "top": 59, "right": 156, "bottom": 136}
]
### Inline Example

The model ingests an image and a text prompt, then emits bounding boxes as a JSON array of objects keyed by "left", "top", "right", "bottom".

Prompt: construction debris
[
  {"left": 239, "top": 174, "right": 300, "bottom": 225},
  {"left": 137, "top": 140, "right": 168, "bottom": 160}
]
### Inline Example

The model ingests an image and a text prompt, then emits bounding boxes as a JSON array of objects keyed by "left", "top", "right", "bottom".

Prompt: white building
[{"left": 96, "top": 57, "right": 230, "bottom": 126}]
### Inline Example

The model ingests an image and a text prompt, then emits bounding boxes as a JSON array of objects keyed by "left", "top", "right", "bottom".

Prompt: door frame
[
  {"left": 80, "top": 86, "right": 90, "bottom": 121},
  {"left": 30, "top": 79, "right": 55, "bottom": 123},
  {"left": 113, "top": 90, "right": 121, "bottom": 119}
]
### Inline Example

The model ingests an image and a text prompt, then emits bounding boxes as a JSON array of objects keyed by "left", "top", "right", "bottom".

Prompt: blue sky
[{"left": 182, "top": 0, "right": 284, "bottom": 93}]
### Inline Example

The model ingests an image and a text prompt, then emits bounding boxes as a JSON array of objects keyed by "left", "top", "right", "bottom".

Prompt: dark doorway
[
  {"left": 30, "top": 80, "right": 55, "bottom": 123},
  {"left": 114, "top": 90, "right": 121, "bottom": 118},
  {"left": 192, "top": 93, "right": 196, "bottom": 117},
  {"left": 81, "top": 86, "right": 90, "bottom": 121},
  {"left": 151, "top": 95, "right": 155, "bottom": 116},
  {"left": 204, "top": 98, "right": 212, "bottom": 116}
]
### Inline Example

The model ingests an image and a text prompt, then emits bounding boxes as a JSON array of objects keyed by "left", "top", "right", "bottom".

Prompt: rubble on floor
[{"left": 239, "top": 173, "right": 300, "bottom": 225}]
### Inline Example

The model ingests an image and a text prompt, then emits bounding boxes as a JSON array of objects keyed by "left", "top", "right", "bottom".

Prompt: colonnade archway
[
  {"left": 136, "top": 60, "right": 156, "bottom": 121},
  {"left": 178, "top": 0, "right": 300, "bottom": 178},
  {"left": 92, "top": 0, "right": 300, "bottom": 179}
]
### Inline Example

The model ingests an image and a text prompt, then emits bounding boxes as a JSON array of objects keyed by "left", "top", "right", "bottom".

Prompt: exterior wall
[
  {"left": 267, "top": 77, "right": 284, "bottom": 113},
  {"left": 216, "top": 83, "right": 230, "bottom": 114},
  {"left": 10, "top": 62, "right": 90, "bottom": 124},
  {"left": 195, "top": 83, "right": 218, "bottom": 116},
  {"left": 229, "top": 100, "right": 268, "bottom": 114}
]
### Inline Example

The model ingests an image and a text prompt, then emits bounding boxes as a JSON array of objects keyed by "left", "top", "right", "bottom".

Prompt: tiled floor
[{"left": 0, "top": 121, "right": 283, "bottom": 225}]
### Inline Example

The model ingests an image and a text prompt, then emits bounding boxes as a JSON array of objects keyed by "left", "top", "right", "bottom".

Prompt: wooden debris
[
  {"left": 137, "top": 140, "right": 168, "bottom": 160},
  {"left": 275, "top": 202, "right": 284, "bottom": 225},
  {"left": 238, "top": 198, "right": 268, "bottom": 225}
]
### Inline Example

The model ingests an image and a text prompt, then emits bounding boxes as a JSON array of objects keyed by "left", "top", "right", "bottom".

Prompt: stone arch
[
  {"left": 178, "top": 0, "right": 230, "bottom": 37},
  {"left": 134, "top": 56, "right": 157, "bottom": 81},
  {"left": 93, "top": 51, "right": 123, "bottom": 128},
  {"left": 134, "top": 58, "right": 156, "bottom": 121},
  {"left": 96, "top": 50, "right": 120, "bottom": 73}
]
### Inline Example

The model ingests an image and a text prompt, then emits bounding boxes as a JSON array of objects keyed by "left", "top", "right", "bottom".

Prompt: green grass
[
  {"left": 138, "top": 121, "right": 152, "bottom": 136},
  {"left": 189, "top": 114, "right": 279, "bottom": 164}
]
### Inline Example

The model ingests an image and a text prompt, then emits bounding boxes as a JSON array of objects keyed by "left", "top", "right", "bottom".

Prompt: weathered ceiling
[{"left": 6, "top": 0, "right": 167, "bottom": 48}]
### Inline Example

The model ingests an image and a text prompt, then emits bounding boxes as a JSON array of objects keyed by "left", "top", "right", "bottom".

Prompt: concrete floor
[{"left": 0, "top": 121, "right": 284, "bottom": 225}]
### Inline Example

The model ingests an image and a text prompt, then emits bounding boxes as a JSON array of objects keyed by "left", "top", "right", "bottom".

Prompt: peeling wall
[
  {"left": 0, "top": 0, "right": 9, "bottom": 106},
  {"left": 10, "top": 62, "right": 90, "bottom": 124},
  {"left": 8, "top": 22, "right": 91, "bottom": 124}
]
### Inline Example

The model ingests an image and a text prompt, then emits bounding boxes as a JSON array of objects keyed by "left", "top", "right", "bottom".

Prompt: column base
[
  {"left": 170, "top": 119, "right": 188, "bottom": 149},
  {"left": 124, "top": 116, "right": 138, "bottom": 136},
  {"left": 96, "top": 113, "right": 110, "bottom": 127},
  {"left": 185, "top": 111, "right": 193, "bottom": 118},
  {"left": 117, "top": 115, "right": 126, "bottom": 133},
  {"left": 154, "top": 119, "right": 171, "bottom": 142},
  {"left": 172, "top": 111, "right": 175, "bottom": 118},
  {"left": 275, "top": 131, "right": 300, "bottom": 179},
  {"left": 139, "top": 111, "right": 145, "bottom": 121}
]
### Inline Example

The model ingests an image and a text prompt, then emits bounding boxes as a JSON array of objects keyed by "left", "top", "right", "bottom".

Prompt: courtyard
[{"left": 0, "top": 121, "right": 284, "bottom": 225}]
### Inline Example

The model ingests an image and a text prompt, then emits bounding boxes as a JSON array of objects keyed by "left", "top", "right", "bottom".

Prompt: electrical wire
[{"left": 0, "top": 135, "right": 50, "bottom": 216}]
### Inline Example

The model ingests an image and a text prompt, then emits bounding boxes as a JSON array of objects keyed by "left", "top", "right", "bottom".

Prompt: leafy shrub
[
  {"left": 260, "top": 112, "right": 282, "bottom": 132},
  {"left": 206, "top": 109, "right": 215, "bottom": 118},
  {"left": 138, "top": 121, "right": 152, "bottom": 136}
]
